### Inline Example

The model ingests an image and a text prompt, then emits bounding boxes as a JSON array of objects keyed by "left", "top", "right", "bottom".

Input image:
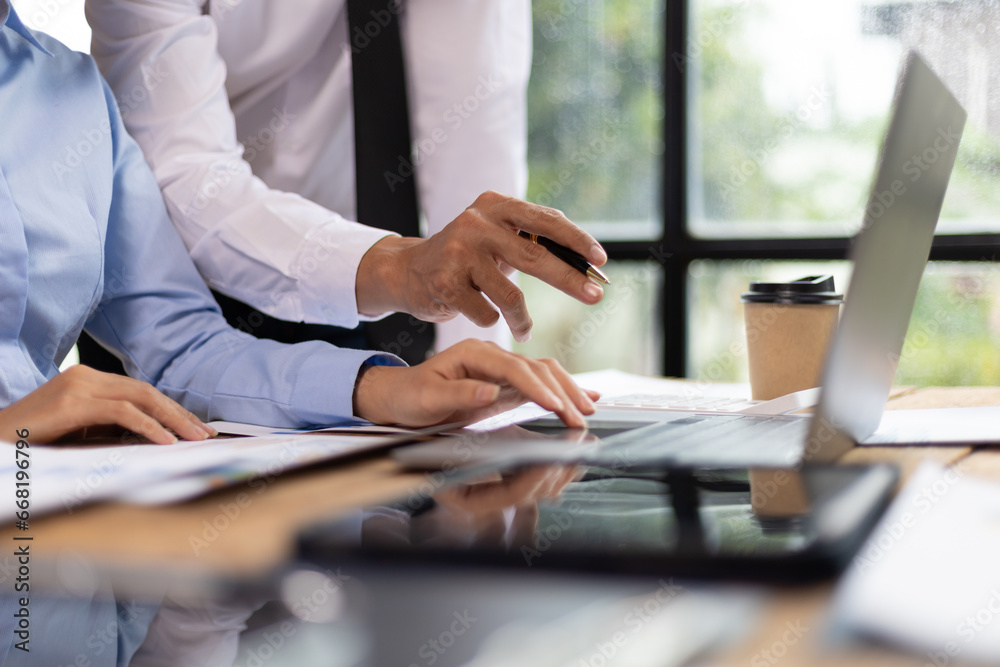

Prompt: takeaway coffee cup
[{"left": 741, "top": 275, "right": 843, "bottom": 401}]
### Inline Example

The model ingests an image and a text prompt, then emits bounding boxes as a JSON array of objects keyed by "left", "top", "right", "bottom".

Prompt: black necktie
[{"left": 347, "top": 0, "right": 435, "bottom": 364}]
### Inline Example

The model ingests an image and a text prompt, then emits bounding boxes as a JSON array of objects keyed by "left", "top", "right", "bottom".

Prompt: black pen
[{"left": 518, "top": 231, "right": 611, "bottom": 285}]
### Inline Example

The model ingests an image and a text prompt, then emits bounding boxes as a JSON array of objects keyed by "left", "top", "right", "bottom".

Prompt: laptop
[{"left": 395, "top": 51, "right": 968, "bottom": 471}]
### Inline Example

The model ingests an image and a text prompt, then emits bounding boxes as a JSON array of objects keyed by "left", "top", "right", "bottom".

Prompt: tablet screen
[{"left": 299, "top": 462, "right": 897, "bottom": 581}]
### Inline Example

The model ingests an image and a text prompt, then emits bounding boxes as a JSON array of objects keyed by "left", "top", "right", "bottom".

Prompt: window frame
[{"left": 597, "top": 0, "right": 1000, "bottom": 378}]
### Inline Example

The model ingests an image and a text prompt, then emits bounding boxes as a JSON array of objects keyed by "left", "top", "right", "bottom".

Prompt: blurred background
[
  {"left": 15, "top": 0, "right": 1000, "bottom": 387},
  {"left": 516, "top": 0, "right": 1000, "bottom": 387}
]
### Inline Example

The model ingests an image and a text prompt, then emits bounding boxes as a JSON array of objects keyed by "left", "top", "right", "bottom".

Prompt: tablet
[{"left": 298, "top": 461, "right": 898, "bottom": 582}]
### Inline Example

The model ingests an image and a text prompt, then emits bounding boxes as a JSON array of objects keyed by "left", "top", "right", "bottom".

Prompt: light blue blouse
[{"left": 0, "top": 2, "right": 402, "bottom": 428}]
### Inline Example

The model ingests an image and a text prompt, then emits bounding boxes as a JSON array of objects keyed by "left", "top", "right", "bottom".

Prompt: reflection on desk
[
  {"left": 1, "top": 463, "right": 772, "bottom": 667},
  {"left": 300, "top": 463, "right": 896, "bottom": 582}
]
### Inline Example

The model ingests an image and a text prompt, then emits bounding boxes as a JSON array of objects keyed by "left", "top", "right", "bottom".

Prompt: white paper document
[
  {"left": 863, "top": 406, "right": 1000, "bottom": 445},
  {"left": 575, "top": 369, "right": 819, "bottom": 415},
  {"left": 468, "top": 369, "right": 813, "bottom": 432},
  {"left": 573, "top": 368, "right": 753, "bottom": 401},
  {"left": 831, "top": 463, "right": 1000, "bottom": 662},
  {"left": 0, "top": 432, "right": 405, "bottom": 522}
]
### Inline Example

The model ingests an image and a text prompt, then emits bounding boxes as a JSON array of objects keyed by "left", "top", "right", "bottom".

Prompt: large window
[
  {"left": 680, "top": 0, "right": 1000, "bottom": 385},
  {"left": 516, "top": 0, "right": 666, "bottom": 374},
  {"left": 14, "top": 0, "right": 1000, "bottom": 385},
  {"left": 523, "top": 0, "right": 1000, "bottom": 385},
  {"left": 688, "top": 0, "right": 1000, "bottom": 239}
]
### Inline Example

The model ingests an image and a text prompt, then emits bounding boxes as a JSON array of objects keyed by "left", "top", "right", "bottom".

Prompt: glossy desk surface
[{"left": 4, "top": 384, "right": 1000, "bottom": 666}]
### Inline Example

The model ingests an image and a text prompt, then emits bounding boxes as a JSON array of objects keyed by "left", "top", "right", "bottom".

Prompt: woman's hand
[
  {"left": 352, "top": 339, "right": 600, "bottom": 428},
  {"left": 0, "top": 365, "right": 215, "bottom": 444}
]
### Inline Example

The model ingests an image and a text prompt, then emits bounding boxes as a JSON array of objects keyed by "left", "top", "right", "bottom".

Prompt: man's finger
[
  {"left": 492, "top": 198, "right": 606, "bottom": 265},
  {"left": 450, "top": 286, "right": 502, "bottom": 330},
  {"left": 487, "top": 231, "right": 604, "bottom": 306},
  {"left": 472, "top": 266, "right": 533, "bottom": 342}
]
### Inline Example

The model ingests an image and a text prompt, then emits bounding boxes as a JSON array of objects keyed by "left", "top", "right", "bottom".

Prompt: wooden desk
[
  {"left": 1, "top": 458, "right": 423, "bottom": 581},
  {"left": 5, "top": 386, "right": 1000, "bottom": 665},
  {"left": 713, "top": 385, "right": 1000, "bottom": 667}
]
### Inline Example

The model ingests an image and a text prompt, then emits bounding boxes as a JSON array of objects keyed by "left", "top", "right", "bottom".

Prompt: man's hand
[
  {"left": 355, "top": 191, "right": 608, "bottom": 342},
  {"left": 352, "top": 339, "right": 599, "bottom": 428},
  {"left": 0, "top": 365, "right": 216, "bottom": 444}
]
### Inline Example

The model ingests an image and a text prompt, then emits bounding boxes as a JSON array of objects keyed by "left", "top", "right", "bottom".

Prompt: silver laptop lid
[{"left": 805, "top": 52, "right": 966, "bottom": 463}]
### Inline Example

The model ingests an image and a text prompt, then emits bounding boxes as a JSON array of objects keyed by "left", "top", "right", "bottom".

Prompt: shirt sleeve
[
  {"left": 85, "top": 0, "right": 393, "bottom": 329},
  {"left": 84, "top": 78, "right": 404, "bottom": 428}
]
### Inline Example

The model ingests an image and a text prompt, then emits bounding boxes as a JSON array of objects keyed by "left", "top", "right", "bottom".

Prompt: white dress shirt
[{"left": 86, "top": 0, "right": 531, "bottom": 350}]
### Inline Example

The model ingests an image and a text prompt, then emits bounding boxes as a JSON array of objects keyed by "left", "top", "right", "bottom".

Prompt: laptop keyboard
[{"left": 593, "top": 414, "right": 808, "bottom": 466}]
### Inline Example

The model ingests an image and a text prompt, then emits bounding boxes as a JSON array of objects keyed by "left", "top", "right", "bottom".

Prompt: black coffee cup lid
[{"left": 741, "top": 275, "right": 843, "bottom": 304}]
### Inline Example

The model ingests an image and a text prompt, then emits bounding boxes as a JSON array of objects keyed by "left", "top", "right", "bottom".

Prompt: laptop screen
[{"left": 807, "top": 52, "right": 967, "bottom": 462}]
